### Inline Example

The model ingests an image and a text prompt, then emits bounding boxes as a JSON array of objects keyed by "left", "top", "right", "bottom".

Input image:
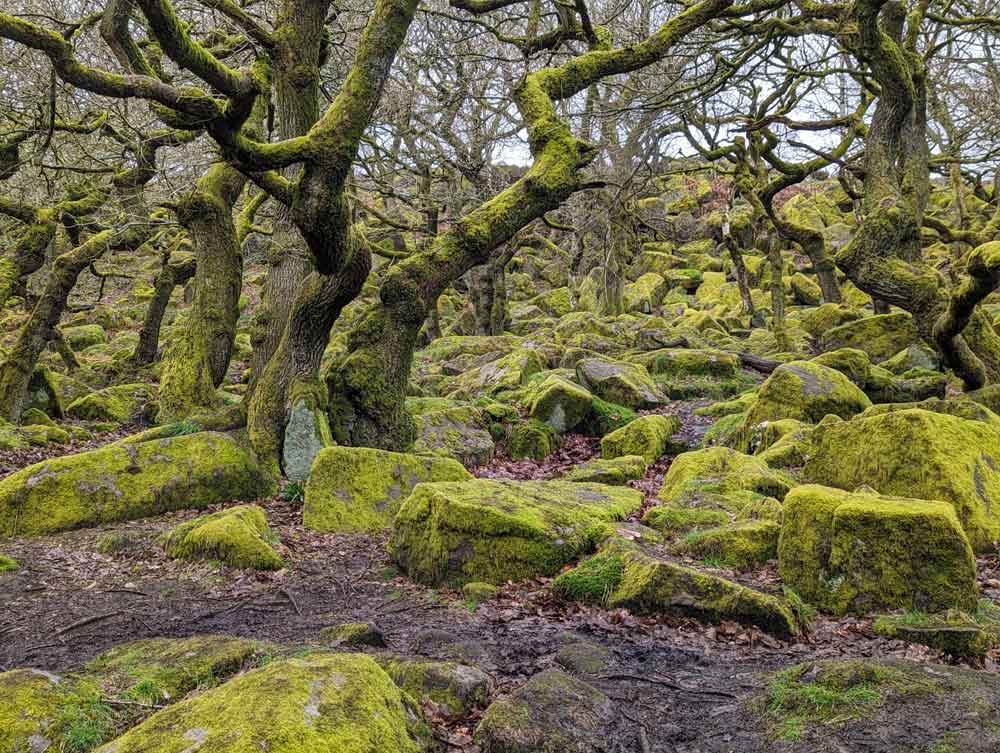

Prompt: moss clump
[
  {"left": 811, "top": 347, "right": 871, "bottom": 386},
  {"left": 778, "top": 485, "right": 978, "bottom": 616},
  {"left": 475, "top": 670, "right": 614, "bottom": 753},
  {"left": 462, "top": 581, "right": 499, "bottom": 603},
  {"left": 702, "top": 412, "right": 743, "bottom": 448},
  {"left": 0, "top": 432, "right": 271, "bottom": 537},
  {"left": 19, "top": 407, "right": 55, "bottom": 426},
  {"left": 658, "top": 447, "right": 793, "bottom": 506},
  {"left": 873, "top": 599, "right": 1000, "bottom": 660},
  {"left": 303, "top": 446, "right": 471, "bottom": 533},
  {"left": 64, "top": 324, "right": 107, "bottom": 350},
  {"left": 0, "top": 553, "right": 18, "bottom": 572},
  {"left": 575, "top": 357, "right": 666, "bottom": 409},
  {"left": 600, "top": 413, "right": 680, "bottom": 464},
  {"left": 0, "top": 669, "right": 63, "bottom": 752},
  {"left": 633, "top": 348, "right": 741, "bottom": 379},
  {"left": 509, "top": 419, "right": 560, "bottom": 460},
  {"left": 820, "top": 312, "right": 919, "bottom": 362},
  {"left": 84, "top": 635, "right": 261, "bottom": 705},
  {"left": 376, "top": 656, "right": 493, "bottom": 717},
  {"left": 758, "top": 659, "right": 939, "bottom": 741},
  {"left": 65, "top": 383, "right": 155, "bottom": 423},
  {"left": 319, "top": 622, "right": 386, "bottom": 648},
  {"left": 527, "top": 374, "right": 594, "bottom": 433},
  {"left": 677, "top": 520, "right": 780, "bottom": 570},
  {"left": 556, "top": 540, "right": 799, "bottom": 637},
  {"left": 93, "top": 653, "right": 429, "bottom": 753},
  {"left": 641, "top": 505, "right": 729, "bottom": 535},
  {"left": 389, "top": 479, "right": 642, "bottom": 587},
  {"left": 737, "top": 361, "right": 871, "bottom": 449},
  {"left": 563, "top": 455, "right": 647, "bottom": 484},
  {"left": 160, "top": 505, "right": 284, "bottom": 570},
  {"left": 803, "top": 408, "right": 1000, "bottom": 551},
  {"left": 577, "top": 397, "right": 637, "bottom": 437}
]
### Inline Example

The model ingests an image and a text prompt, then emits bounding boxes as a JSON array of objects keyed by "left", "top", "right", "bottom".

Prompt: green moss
[
  {"left": 811, "top": 348, "right": 871, "bottom": 386},
  {"left": 563, "top": 455, "right": 647, "bottom": 484},
  {"left": 801, "top": 303, "right": 864, "bottom": 338},
  {"left": 737, "top": 361, "right": 872, "bottom": 449},
  {"left": 758, "top": 659, "right": 940, "bottom": 741},
  {"left": 575, "top": 357, "right": 666, "bottom": 409},
  {"left": 527, "top": 374, "right": 593, "bottom": 433},
  {"left": 462, "top": 581, "right": 499, "bottom": 604},
  {"left": 778, "top": 485, "right": 978, "bottom": 615},
  {"left": 702, "top": 412, "right": 743, "bottom": 448},
  {"left": 319, "top": 622, "right": 386, "bottom": 648},
  {"left": 93, "top": 653, "right": 429, "bottom": 752},
  {"left": 375, "top": 656, "right": 492, "bottom": 717},
  {"left": 0, "top": 432, "right": 271, "bottom": 537},
  {"left": 0, "top": 553, "right": 18, "bottom": 572},
  {"left": 677, "top": 520, "right": 780, "bottom": 570},
  {"left": 160, "top": 505, "right": 284, "bottom": 570},
  {"left": 658, "top": 447, "right": 793, "bottom": 506},
  {"left": 624, "top": 272, "right": 668, "bottom": 312},
  {"left": 303, "top": 446, "right": 471, "bottom": 533},
  {"left": 820, "top": 312, "right": 919, "bottom": 362},
  {"left": 64, "top": 324, "right": 107, "bottom": 350},
  {"left": 803, "top": 408, "right": 1000, "bottom": 551},
  {"left": 560, "top": 539, "right": 799, "bottom": 637},
  {"left": 873, "top": 599, "right": 1000, "bottom": 660},
  {"left": 578, "top": 397, "right": 637, "bottom": 436},
  {"left": 509, "top": 418, "right": 560, "bottom": 460},
  {"left": 641, "top": 505, "right": 729, "bottom": 534},
  {"left": 66, "top": 383, "right": 155, "bottom": 423},
  {"left": 600, "top": 413, "right": 679, "bottom": 464},
  {"left": 389, "top": 479, "right": 642, "bottom": 586}
]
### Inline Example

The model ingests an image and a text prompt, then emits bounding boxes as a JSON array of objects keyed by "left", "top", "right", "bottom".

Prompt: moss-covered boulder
[
  {"left": 0, "top": 668, "right": 63, "bottom": 753},
  {"left": 564, "top": 455, "right": 647, "bottom": 484},
  {"left": 66, "top": 383, "right": 155, "bottom": 423},
  {"left": 624, "top": 272, "right": 668, "bottom": 313},
  {"left": 446, "top": 346, "right": 547, "bottom": 400},
  {"left": 811, "top": 347, "right": 871, "bottom": 386},
  {"left": 474, "top": 670, "right": 615, "bottom": 753},
  {"left": 24, "top": 366, "right": 66, "bottom": 418},
  {"left": 737, "top": 360, "right": 871, "bottom": 447},
  {"left": 389, "top": 479, "right": 642, "bottom": 586},
  {"left": 632, "top": 347, "right": 740, "bottom": 378},
  {"left": 83, "top": 635, "right": 261, "bottom": 705},
  {"left": 553, "top": 540, "right": 799, "bottom": 637},
  {"left": 575, "top": 357, "right": 666, "bottom": 409},
  {"left": 320, "top": 621, "right": 386, "bottom": 648},
  {"left": 577, "top": 398, "right": 637, "bottom": 437},
  {"left": 678, "top": 520, "right": 781, "bottom": 570},
  {"left": 863, "top": 364, "right": 947, "bottom": 404},
  {"left": 600, "top": 413, "right": 680, "bottom": 464},
  {"left": 820, "top": 312, "right": 919, "bottom": 362},
  {"left": 527, "top": 374, "right": 593, "bottom": 433},
  {"left": 778, "top": 484, "right": 978, "bottom": 615},
  {"left": 411, "top": 404, "right": 496, "bottom": 467},
  {"left": 303, "top": 446, "right": 470, "bottom": 533},
  {"left": 0, "top": 553, "right": 17, "bottom": 572},
  {"left": 160, "top": 505, "right": 284, "bottom": 570},
  {"left": 376, "top": 656, "right": 493, "bottom": 717},
  {"left": 789, "top": 272, "right": 822, "bottom": 305},
  {"left": 95, "top": 653, "right": 430, "bottom": 753},
  {"left": 64, "top": 323, "right": 107, "bottom": 350},
  {"left": 803, "top": 408, "right": 1000, "bottom": 551},
  {"left": 801, "top": 302, "right": 863, "bottom": 338},
  {"left": 509, "top": 418, "right": 560, "bottom": 460},
  {"left": 656, "top": 447, "right": 793, "bottom": 508},
  {"left": 873, "top": 600, "right": 1000, "bottom": 660},
  {"left": 0, "top": 432, "right": 270, "bottom": 537}
]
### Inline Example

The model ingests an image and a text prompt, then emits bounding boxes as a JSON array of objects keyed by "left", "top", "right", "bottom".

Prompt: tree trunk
[
  {"left": 132, "top": 249, "right": 196, "bottom": 365},
  {"left": 157, "top": 164, "right": 247, "bottom": 420}
]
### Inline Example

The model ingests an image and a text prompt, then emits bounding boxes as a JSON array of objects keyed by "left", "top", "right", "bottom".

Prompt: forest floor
[{"left": 3, "top": 400, "right": 999, "bottom": 752}]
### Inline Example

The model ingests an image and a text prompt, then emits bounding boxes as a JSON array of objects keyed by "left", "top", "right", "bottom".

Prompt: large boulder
[
  {"left": 528, "top": 374, "right": 594, "bottom": 433},
  {"left": 737, "top": 360, "right": 871, "bottom": 447},
  {"left": 446, "top": 346, "right": 547, "bottom": 400},
  {"left": 600, "top": 413, "right": 680, "bottom": 464},
  {"left": 160, "top": 505, "right": 284, "bottom": 570},
  {"left": 552, "top": 539, "right": 799, "bottom": 637},
  {"left": 66, "top": 383, "right": 155, "bottom": 423},
  {"left": 95, "top": 653, "right": 430, "bottom": 752},
  {"left": 304, "top": 446, "right": 471, "bottom": 532},
  {"left": 389, "top": 479, "right": 642, "bottom": 586},
  {"left": 624, "top": 272, "right": 668, "bottom": 313},
  {"left": 0, "top": 432, "right": 270, "bottom": 537},
  {"left": 820, "top": 312, "right": 919, "bottom": 362},
  {"left": 632, "top": 347, "right": 740, "bottom": 378},
  {"left": 779, "top": 485, "right": 978, "bottom": 615},
  {"left": 475, "top": 670, "right": 616, "bottom": 753},
  {"left": 804, "top": 409, "right": 1000, "bottom": 551},
  {"left": 575, "top": 358, "right": 666, "bottom": 409},
  {"left": 411, "top": 403, "right": 496, "bottom": 467}
]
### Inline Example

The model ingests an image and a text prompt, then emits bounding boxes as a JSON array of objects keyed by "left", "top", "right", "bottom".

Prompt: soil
[{"left": 2, "top": 407, "right": 999, "bottom": 752}]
